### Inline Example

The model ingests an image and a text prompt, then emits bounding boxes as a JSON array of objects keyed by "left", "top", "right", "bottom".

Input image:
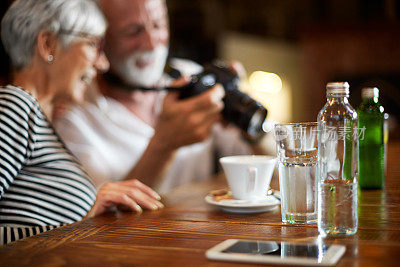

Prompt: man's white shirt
[{"left": 54, "top": 92, "right": 252, "bottom": 193}]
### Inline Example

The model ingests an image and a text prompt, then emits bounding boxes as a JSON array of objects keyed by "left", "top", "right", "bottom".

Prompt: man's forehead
[
  {"left": 145, "top": 0, "right": 165, "bottom": 20},
  {"left": 145, "top": 0, "right": 163, "bottom": 10},
  {"left": 103, "top": 0, "right": 166, "bottom": 25}
]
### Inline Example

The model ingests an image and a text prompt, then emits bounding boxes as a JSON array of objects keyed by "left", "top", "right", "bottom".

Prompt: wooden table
[{"left": 1, "top": 142, "right": 400, "bottom": 266}]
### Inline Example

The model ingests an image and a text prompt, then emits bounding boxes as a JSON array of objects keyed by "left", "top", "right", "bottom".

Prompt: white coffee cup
[{"left": 219, "top": 155, "right": 277, "bottom": 200}]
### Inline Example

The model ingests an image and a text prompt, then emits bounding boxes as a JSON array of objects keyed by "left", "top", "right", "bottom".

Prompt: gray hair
[{"left": 1, "top": 0, "right": 107, "bottom": 70}]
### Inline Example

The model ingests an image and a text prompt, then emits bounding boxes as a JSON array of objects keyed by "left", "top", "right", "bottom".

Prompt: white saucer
[{"left": 205, "top": 195, "right": 280, "bottom": 214}]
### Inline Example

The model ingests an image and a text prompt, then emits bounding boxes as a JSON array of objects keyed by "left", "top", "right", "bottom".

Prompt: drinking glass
[{"left": 274, "top": 122, "right": 318, "bottom": 224}]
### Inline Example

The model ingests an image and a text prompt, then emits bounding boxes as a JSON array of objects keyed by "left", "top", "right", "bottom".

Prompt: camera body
[{"left": 175, "top": 62, "right": 268, "bottom": 138}]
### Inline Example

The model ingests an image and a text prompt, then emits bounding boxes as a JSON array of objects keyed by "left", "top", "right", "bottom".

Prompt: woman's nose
[{"left": 94, "top": 52, "right": 109, "bottom": 73}]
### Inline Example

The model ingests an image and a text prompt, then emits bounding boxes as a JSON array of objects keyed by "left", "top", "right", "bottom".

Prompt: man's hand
[
  {"left": 86, "top": 179, "right": 164, "bottom": 218},
  {"left": 152, "top": 84, "right": 225, "bottom": 151},
  {"left": 121, "top": 81, "right": 224, "bottom": 187},
  {"left": 229, "top": 60, "right": 247, "bottom": 79}
]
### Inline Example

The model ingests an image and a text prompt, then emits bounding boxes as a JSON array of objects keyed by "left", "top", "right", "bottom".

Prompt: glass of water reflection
[{"left": 274, "top": 122, "right": 318, "bottom": 224}]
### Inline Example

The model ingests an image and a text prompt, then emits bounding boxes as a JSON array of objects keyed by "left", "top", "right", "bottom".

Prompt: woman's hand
[{"left": 86, "top": 179, "right": 164, "bottom": 218}]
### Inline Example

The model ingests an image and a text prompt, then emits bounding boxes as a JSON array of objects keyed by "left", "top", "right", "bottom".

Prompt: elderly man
[{"left": 54, "top": 0, "right": 255, "bottom": 193}]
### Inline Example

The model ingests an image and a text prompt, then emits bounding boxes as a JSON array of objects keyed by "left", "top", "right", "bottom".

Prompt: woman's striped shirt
[{"left": 0, "top": 85, "right": 96, "bottom": 245}]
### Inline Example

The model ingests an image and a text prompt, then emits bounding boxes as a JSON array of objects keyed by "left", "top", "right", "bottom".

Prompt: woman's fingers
[
  {"left": 105, "top": 181, "right": 164, "bottom": 210},
  {"left": 90, "top": 180, "right": 165, "bottom": 217},
  {"left": 94, "top": 188, "right": 142, "bottom": 215},
  {"left": 118, "top": 194, "right": 142, "bottom": 213},
  {"left": 124, "top": 179, "right": 162, "bottom": 200},
  {"left": 119, "top": 180, "right": 164, "bottom": 209},
  {"left": 126, "top": 188, "right": 164, "bottom": 210}
]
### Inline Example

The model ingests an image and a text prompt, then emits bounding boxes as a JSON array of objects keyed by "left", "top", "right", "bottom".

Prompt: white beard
[{"left": 115, "top": 45, "right": 168, "bottom": 88}]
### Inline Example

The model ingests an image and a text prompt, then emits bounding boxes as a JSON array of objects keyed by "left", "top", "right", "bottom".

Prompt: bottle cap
[
  {"left": 361, "top": 87, "right": 379, "bottom": 98},
  {"left": 326, "top": 82, "right": 350, "bottom": 96}
]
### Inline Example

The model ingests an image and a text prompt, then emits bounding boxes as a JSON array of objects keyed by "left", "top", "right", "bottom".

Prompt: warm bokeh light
[{"left": 249, "top": 71, "right": 282, "bottom": 94}]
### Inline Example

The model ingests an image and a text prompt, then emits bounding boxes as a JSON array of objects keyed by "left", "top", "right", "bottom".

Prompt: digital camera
[{"left": 170, "top": 62, "right": 268, "bottom": 139}]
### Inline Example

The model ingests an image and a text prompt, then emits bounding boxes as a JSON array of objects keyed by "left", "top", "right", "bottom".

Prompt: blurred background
[{"left": 1, "top": 0, "right": 399, "bottom": 139}]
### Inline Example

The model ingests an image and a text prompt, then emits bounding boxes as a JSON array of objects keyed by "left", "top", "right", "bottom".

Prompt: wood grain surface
[{"left": 1, "top": 142, "right": 400, "bottom": 266}]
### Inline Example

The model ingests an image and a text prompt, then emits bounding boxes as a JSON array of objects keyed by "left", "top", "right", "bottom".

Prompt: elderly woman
[{"left": 0, "top": 0, "right": 163, "bottom": 245}]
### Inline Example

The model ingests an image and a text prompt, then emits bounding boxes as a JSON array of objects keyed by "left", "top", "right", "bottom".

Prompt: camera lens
[
  {"left": 223, "top": 89, "right": 267, "bottom": 138},
  {"left": 248, "top": 109, "right": 268, "bottom": 138}
]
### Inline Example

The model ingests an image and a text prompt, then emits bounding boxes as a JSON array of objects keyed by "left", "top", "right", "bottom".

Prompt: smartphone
[{"left": 206, "top": 239, "right": 346, "bottom": 266}]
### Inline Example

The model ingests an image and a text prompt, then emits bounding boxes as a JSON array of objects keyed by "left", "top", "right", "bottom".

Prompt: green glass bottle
[{"left": 357, "top": 87, "right": 385, "bottom": 189}]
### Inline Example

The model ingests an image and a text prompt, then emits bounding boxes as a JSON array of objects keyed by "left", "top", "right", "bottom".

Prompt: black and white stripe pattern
[
  {"left": 0, "top": 85, "right": 96, "bottom": 245},
  {"left": 1, "top": 225, "right": 63, "bottom": 245}
]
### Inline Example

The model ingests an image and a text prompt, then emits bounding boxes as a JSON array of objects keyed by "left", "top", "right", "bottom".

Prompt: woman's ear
[{"left": 36, "top": 30, "right": 59, "bottom": 63}]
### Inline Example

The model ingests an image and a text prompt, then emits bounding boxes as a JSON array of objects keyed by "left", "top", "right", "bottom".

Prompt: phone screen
[{"left": 222, "top": 241, "right": 330, "bottom": 259}]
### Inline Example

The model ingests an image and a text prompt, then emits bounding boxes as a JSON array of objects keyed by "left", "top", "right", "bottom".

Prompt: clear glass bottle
[
  {"left": 317, "top": 82, "right": 359, "bottom": 236},
  {"left": 357, "top": 87, "right": 385, "bottom": 189}
]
